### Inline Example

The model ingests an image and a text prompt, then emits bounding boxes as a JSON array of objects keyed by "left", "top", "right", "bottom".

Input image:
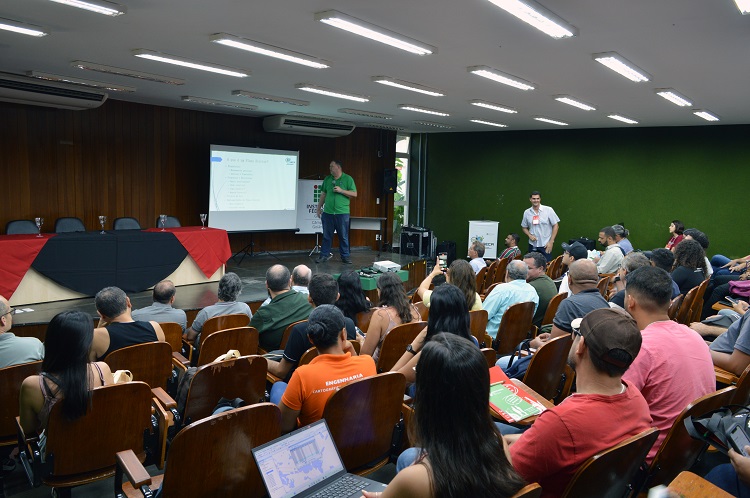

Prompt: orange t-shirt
[{"left": 281, "top": 353, "right": 377, "bottom": 427}]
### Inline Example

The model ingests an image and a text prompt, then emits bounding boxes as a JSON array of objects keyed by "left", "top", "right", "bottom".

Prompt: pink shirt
[{"left": 622, "top": 320, "right": 715, "bottom": 463}]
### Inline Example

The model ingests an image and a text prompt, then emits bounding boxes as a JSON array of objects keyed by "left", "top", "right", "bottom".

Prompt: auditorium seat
[
  {"left": 492, "top": 301, "right": 535, "bottom": 356},
  {"left": 155, "top": 215, "right": 181, "bottom": 228},
  {"left": 376, "top": 321, "right": 426, "bottom": 372},
  {"left": 103, "top": 341, "right": 175, "bottom": 391},
  {"left": 195, "top": 326, "right": 259, "bottom": 367},
  {"left": 5, "top": 219, "right": 37, "bottom": 234},
  {"left": 113, "top": 217, "right": 141, "bottom": 230},
  {"left": 54, "top": 217, "right": 85, "bottom": 233}
]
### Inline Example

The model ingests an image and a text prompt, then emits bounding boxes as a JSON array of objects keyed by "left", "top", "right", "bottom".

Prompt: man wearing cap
[
  {"left": 558, "top": 241, "right": 589, "bottom": 296},
  {"left": 506, "top": 308, "right": 652, "bottom": 497},
  {"left": 622, "top": 266, "right": 715, "bottom": 464}
]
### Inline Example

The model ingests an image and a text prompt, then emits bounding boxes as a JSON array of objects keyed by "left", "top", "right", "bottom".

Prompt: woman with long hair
[
  {"left": 665, "top": 220, "right": 685, "bottom": 251},
  {"left": 366, "top": 333, "right": 526, "bottom": 498},
  {"left": 360, "top": 272, "right": 420, "bottom": 361},
  {"left": 672, "top": 238, "right": 709, "bottom": 295},
  {"left": 19, "top": 310, "right": 113, "bottom": 436},
  {"left": 416, "top": 258, "right": 482, "bottom": 311},
  {"left": 335, "top": 270, "right": 371, "bottom": 322}
]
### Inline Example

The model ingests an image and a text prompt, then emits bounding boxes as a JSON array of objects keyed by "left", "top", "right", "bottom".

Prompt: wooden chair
[
  {"left": 481, "top": 282, "right": 500, "bottom": 301},
  {"left": 542, "top": 292, "right": 568, "bottom": 326},
  {"left": 469, "top": 309, "right": 489, "bottom": 346},
  {"left": 483, "top": 260, "right": 500, "bottom": 294},
  {"left": 493, "top": 301, "right": 535, "bottom": 356},
  {"left": 668, "top": 471, "right": 734, "bottom": 498},
  {"left": 413, "top": 301, "right": 429, "bottom": 321},
  {"left": 668, "top": 294, "right": 684, "bottom": 321},
  {"left": 522, "top": 335, "right": 573, "bottom": 402},
  {"left": 675, "top": 285, "right": 700, "bottom": 326},
  {"left": 0, "top": 361, "right": 42, "bottom": 458},
  {"left": 201, "top": 313, "right": 251, "bottom": 340},
  {"left": 545, "top": 255, "right": 561, "bottom": 278},
  {"left": 561, "top": 427, "right": 660, "bottom": 498},
  {"left": 690, "top": 278, "right": 710, "bottom": 323},
  {"left": 511, "top": 483, "right": 542, "bottom": 498},
  {"left": 279, "top": 319, "right": 306, "bottom": 350},
  {"left": 115, "top": 403, "right": 281, "bottom": 498},
  {"left": 493, "top": 258, "right": 510, "bottom": 286},
  {"left": 195, "top": 326, "right": 259, "bottom": 367},
  {"left": 475, "top": 266, "right": 488, "bottom": 295},
  {"left": 158, "top": 322, "right": 183, "bottom": 353},
  {"left": 597, "top": 274, "right": 614, "bottom": 298},
  {"left": 730, "top": 363, "right": 750, "bottom": 405},
  {"left": 481, "top": 348, "right": 497, "bottom": 368},
  {"left": 103, "top": 341, "right": 174, "bottom": 390},
  {"left": 557, "top": 364, "right": 576, "bottom": 404},
  {"left": 356, "top": 309, "right": 376, "bottom": 333},
  {"left": 376, "top": 321, "right": 426, "bottom": 372},
  {"left": 323, "top": 372, "right": 406, "bottom": 475}
]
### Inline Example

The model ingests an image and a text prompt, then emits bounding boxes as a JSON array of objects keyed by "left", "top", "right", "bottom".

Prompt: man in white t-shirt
[
  {"left": 468, "top": 241, "right": 487, "bottom": 275},
  {"left": 521, "top": 190, "right": 560, "bottom": 262}
]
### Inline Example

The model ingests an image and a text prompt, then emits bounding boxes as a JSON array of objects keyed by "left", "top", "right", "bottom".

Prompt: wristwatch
[{"left": 405, "top": 344, "right": 417, "bottom": 355}]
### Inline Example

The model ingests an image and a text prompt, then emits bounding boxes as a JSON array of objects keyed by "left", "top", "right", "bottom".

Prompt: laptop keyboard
[{"left": 310, "top": 475, "right": 371, "bottom": 498}]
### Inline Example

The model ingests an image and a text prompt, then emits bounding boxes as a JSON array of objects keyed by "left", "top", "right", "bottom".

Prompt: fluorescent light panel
[
  {"left": 693, "top": 109, "right": 720, "bottom": 122},
  {"left": 295, "top": 84, "right": 368, "bottom": 102},
  {"left": 372, "top": 76, "right": 443, "bottom": 96},
  {"left": 608, "top": 114, "right": 638, "bottom": 124},
  {"left": 133, "top": 49, "right": 249, "bottom": 78},
  {"left": 485, "top": 0, "right": 577, "bottom": 39},
  {"left": 27, "top": 71, "right": 135, "bottom": 92},
  {"left": 469, "top": 99, "right": 517, "bottom": 113},
  {"left": 593, "top": 52, "right": 650, "bottom": 82},
  {"left": 734, "top": 0, "right": 750, "bottom": 14},
  {"left": 414, "top": 120, "right": 454, "bottom": 129},
  {"left": 534, "top": 116, "right": 568, "bottom": 126},
  {"left": 471, "top": 118, "right": 507, "bottom": 128},
  {"left": 0, "top": 18, "right": 47, "bottom": 37},
  {"left": 398, "top": 104, "right": 449, "bottom": 116},
  {"left": 232, "top": 90, "right": 309, "bottom": 106},
  {"left": 71, "top": 60, "right": 185, "bottom": 85},
  {"left": 47, "top": 0, "right": 126, "bottom": 16},
  {"left": 210, "top": 33, "right": 330, "bottom": 69},
  {"left": 315, "top": 10, "right": 435, "bottom": 55},
  {"left": 338, "top": 108, "right": 394, "bottom": 119},
  {"left": 181, "top": 96, "right": 257, "bottom": 110},
  {"left": 655, "top": 88, "right": 692, "bottom": 107},
  {"left": 468, "top": 66, "right": 535, "bottom": 90},
  {"left": 554, "top": 95, "right": 596, "bottom": 111}
]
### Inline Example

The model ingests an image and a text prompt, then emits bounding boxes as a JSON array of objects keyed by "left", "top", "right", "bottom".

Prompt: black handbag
[{"left": 685, "top": 405, "right": 750, "bottom": 456}]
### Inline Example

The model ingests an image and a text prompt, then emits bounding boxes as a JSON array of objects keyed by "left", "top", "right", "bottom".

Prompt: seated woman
[
  {"left": 612, "top": 224, "right": 633, "bottom": 254},
  {"left": 665, "top": 219, "right": 685, "bottom": 251},
  {"left": 672, "top": 238, "right": 709, "bottom": 296},
  {"left": 416, "top": 258, "right": 482, "bottom": 311},
  {"left": 19, "top": 311, "right": 114, "bottom": 441},
  {"left": 360, "top": 272, "right": 420, "bottom": 361},
  {"left": 373, "top": 333, "right": 526, "bottom": 497},
  {"left": 335, "top": 270, "right": 371, "bottom": 323}
]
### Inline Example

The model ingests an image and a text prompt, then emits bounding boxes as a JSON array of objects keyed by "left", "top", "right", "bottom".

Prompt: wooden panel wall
[{"left": 0, "top": 100, "right": 397, "bottom": 252}]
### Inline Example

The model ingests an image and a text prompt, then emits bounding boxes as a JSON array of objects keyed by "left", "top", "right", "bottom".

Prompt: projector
[{"left": 373, "top": 260, "right": 401, "bottom": 273}]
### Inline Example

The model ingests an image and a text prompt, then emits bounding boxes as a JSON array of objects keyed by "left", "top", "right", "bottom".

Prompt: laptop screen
[{"left": 253, "top": 419, "right": 346, "bottom": 498}]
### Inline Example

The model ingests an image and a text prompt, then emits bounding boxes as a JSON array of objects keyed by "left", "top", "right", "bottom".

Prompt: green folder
[{"left": 489, "top": 382, "right": 543, "bottom": 422}]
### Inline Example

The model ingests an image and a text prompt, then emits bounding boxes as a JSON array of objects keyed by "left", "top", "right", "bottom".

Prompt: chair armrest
[
  {"left": 151, "top": 395, "right": 175, "bottom": 470},
  {"left": 258, "top": 347, "right": 268, "bottom": 355},
  {"left": 181, "top": 338, "right": 194, "bottom": 362},
  {"left": 403, "top": 395, "right": 413, "bottom": 406},
  {"left": 151, "top": 387, "right": 177, "bottom": 410},
  {"left": 172, "top": 351, "right": 190, "bottom": 367},
  {"left": 116, "top": 449, "right": 152, "bottom": 489},
  {"left": 267, "top": 372, "right": 282, "bottom": 384},
  {"left": 715, "top": 366, "right": 739, "bottom": 386},
  {"left": 16, "top": 416, "right": 41, "bottom": 487}
]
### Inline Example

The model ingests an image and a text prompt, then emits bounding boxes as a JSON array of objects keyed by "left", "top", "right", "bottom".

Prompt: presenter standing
[
  {"left": 520, "top": 190, "right": 560, "bottom": 262},
  {"left": 316, "top": 160, "right": 357, "bottom": 264}
]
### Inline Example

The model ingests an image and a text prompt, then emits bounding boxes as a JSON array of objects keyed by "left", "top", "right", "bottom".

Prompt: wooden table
[
  {"left": 668, "top": 471, "right": 733, "bottom": 498},
  {"left": 490, "top": 379, "right": 555, "bottom": 425}
]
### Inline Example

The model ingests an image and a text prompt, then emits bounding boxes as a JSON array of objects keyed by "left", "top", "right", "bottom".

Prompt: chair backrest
[
  {"left": 690, "top": 278, "right": 710, "bottom": 323},
  {"left": 557, "top": 364, "right": 576, "bottom": 404},
  {"left": 183, "top": 355, "right": 268, "bottom": 426},
  {"left": 475, "top": 266, "right": 488, "bottom": 294},
  {"left": 494, "top": 301, "right": 535, "bottom": 356},
  {"left": 201, "top": 313, "right": 251, "bottom": 339},
  {"left": 113, "top": 217, "right": 141, "bottom": 230},
  {"left": 161, "top": 403, "right": 280, "bottom": 497},
  {"left": 0, "top": 360, "right": 42, "bottom": 445},
  {"left": 597, "top": 275, "right": 612, "bottom": 297},
  {"left": 675, "top": 285, "right": 700, "bottom": 325},
  {"left": 481, "top": 348, "right": 497, "bottom": 368},
  {"left": 103, "top": 341, "right": 173, "bottom": 390},
  {"left": 196, "top": 327, "right": 259, "bottom": 367},
  {"left": 323, "top": 372, "right": 406, "bottom": 473},
  {"left": 280, "top": 320, "right": 306, "bottom": 350},
  {"left": 413, "top": 301, "right": 429, "bottom": 321},
  {"left": 647, "top": 386, "right": 737, "bottom": 487},
  {"left": 545, "top": 255, "right": 560, "bottom": 278},
  {"left": 155, "top": 215, "right": 181, "bottom": 228},
  {"left": 668, "top": 294, "right": 684, "bottom": 321},
  {"left": 356, "top": 309, "right": 376, "bottom": 333},
  {"left": 469, "top": 309, "right": 489, "bottom": 346},
  {"left": 376, "top": 321, "right": 427, "bottom": 372},
  {"left": 493, "top": 258, "right": 510, "bottom": 286},
  {"left": 54, "top": 217, "right": 85, "bottom": 233},
  {"left": 542, "top": 292, "right": 568, "bottom": 326},
  {"left": 483, "top": 260, "right": 500, "bottom": 294},
  {"left": 733, "top": 363, "right": 750, "bottom": 406},
  {"left": 46, "top": 382, "right": 152, "bottom": 477},
  {"left": 561, "top": 427, "right": 660, "bottom": 498},
  {"left": 511, "top": 483, "right": 542, "bottom": 498},
  {"left": 522, "top": 335, "right": 573, "bottom": 401},
  {"left": 158, "top": 322, "right": 183, "bottom": 352},
  {"left": 5, "top": 219, "right": 38, "bottom": 235}
]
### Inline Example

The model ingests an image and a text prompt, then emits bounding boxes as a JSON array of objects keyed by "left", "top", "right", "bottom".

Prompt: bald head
[
  {"left": 266, "top": 264, "right": 291, "bottom": 292},
  {"left": 153, "top": 280, "right": 176, "bottom": 304},
  {"left": 0, "top": 295, "right": 11, "bottom": 333},
  {"left": 292, "top": 265, "right": 312, "bottom": 287},
  {"left": 568, "top": 260, "right": 599, "bottom": 289}
]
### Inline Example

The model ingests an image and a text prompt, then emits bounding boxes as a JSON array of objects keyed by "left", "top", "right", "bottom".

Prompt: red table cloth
[
  {"left": 0, "top": 234, "right": 55, "bottom": 299},
  {"left": 145, "top": 227, "right": 231, "bottom": 278}
]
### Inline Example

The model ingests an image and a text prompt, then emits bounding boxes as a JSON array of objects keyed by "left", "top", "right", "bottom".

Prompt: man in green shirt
[
  {"left": 315, "top": 160, "right": 357, "bottom": 264},
  {"left": 524, "top": 252, "right": 558, "bottom": 328}
]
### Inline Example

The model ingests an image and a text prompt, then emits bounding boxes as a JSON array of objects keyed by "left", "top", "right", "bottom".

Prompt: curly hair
[{"left": 673, "top": 238, "right": 708, "bottom": 277}]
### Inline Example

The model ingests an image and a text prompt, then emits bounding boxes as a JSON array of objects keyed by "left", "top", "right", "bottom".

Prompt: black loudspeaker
[
  {"left": 383, "top": 168, "right": 398, "bottom": 194},
  {"left": 436, "top": 241, "right": 457, "bottom": 265},
  {"left": 401, "top": 226, "right": 432, "bottom": 258}
]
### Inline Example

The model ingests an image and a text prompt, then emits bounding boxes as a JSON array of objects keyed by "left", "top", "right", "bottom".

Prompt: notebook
[{"left": 252, "top": 419, "right": 387, "bottom": 498}]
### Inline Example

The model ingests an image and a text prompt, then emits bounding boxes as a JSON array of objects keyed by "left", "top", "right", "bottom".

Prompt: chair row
[{"left": 5, "top": 216, "right": 181, "bottom": 234}]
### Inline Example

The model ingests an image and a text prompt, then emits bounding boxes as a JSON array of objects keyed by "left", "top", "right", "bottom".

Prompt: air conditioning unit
[
  {"left": 263, "top": 114, "right": 355, "bottom": 138},
  {"left": 0, "top": 73, "right": 108, "bottom": 110}
]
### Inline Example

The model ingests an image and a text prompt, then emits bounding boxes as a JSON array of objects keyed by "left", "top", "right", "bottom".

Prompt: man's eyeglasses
[{"left": 2, "top": 308, "right": 17, "bottom": 317}]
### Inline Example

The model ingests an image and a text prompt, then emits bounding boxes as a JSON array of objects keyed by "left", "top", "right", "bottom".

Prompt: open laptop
[{"left": 252, "top": 419, "right": 387, "bottom": 498}]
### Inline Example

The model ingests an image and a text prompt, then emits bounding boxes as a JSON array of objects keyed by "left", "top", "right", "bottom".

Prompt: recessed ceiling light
[
  {"left": 554, "top": 95, "right": 596, "bottom": 111},
  {"left": 734, "top": 0, "right": 750, "bottom": 14},
  {"left": 372, "top": 76, "right": 443, "bottom": 97},
  {"left": 608, "top": 114, "right": 639, "bottom": 124},
  {"left": 0, "top": 17, "right": 48, "bottom": 37},
  {"left": 468, "top": 66, "right": 535, "bottom": 90},
  {"left": 181, "top": 96, "right": 257, "bottom": 110},
  {"left": 593, "top": 52, "right": 650, "bottom": 82},
  {"left": 654, "top": 88, "right": 692, "bottom": 107},
  {"left": 315, "top": 10, "right": 436, "bottom": 55},
  {"left": 693, "top": 109, "right": 720, "bottom": 122},
  {"left": 398, "top": 104, "right": 450, "bottom": 116},
  {"left": 295, "top": 84, "right": 369, "bottom": 102},
  {"left": 133, "top": 49, "right": 249, "bottom": 78},
  {"left": 338, "top": 108, "right": 394, "bottom": 119},
  {"left": 534, "top": 116, "right": 568, "bottom": 126},
  {"left": 468, "top": 99, "right": 517, "bottom": 114},
  {"left": 485, "top": 0, "right": 577, "bottom": 39},
  {"left": 71, "top": 60, "right": 185, "bottom": 85},
  {"left": 471, "top": 118, "right": 508, "bottom": 128},
  {"left": 414, "top": 121, "right": 454, "bottom": 129},
  {"left": 47, "top": 0, "right": 126, "bottom": 16},
  {"left": 210, "top": 33, "right": 330, "bottom": 69},
  {"left": 362, "top": 123, "right": 407, "bottom": 131},
  {"left": 232, "top": 90, "right": 310, "bottom": 106},
  {"left": 27, "top": 71, "right": 135, "bottom": 92}
]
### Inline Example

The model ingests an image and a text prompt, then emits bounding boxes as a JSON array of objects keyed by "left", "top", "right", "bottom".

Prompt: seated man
[
  {"left": 260, "top": 264, "right": 311, "bottom": 307},
  {"left": 608, "top": 252, "right": 651, "bottom": 308},
  {"left": 184, "top": 272, "right": 252, "bottom": 346},
  {"left": 558, "top": 241, "right": 588, "bottom": 296},
  {"left": 278, "top": 305, "right": 375, "bottom": 433},
  {"left": 709, "top": 308, "right": 750, "bottom": 376},
  {"left": 646, "top": 248, "right": 681, "bottom": 299},
  {"left": 252, "top": 264, "right": 313, "bottom": 352},
  {"left": 90, "top": 286, "right": 166, "bottom": 360},
  {"left": 0, "top": 295, "right": 44, "bottom": 368},
  {"left": 131, "top": 280, "right": 187, "bottom": 332},
  {"left": 499, "top": 233, "right": 522, "bottom": 261},
  {"left": 482, "top": 260, "right": 538, "bottom": 339},
  {"left": 468, "top": 241, "right": 487, "bottom": 275},
  {"left": 524, "top": 252, "right": 558, "bottom": 328},
  {"left": 593, "top": 226, "right": 624, "bottom": 274},
  {"left": 507, "top": 308, "right": 652, "bottom": 496}
]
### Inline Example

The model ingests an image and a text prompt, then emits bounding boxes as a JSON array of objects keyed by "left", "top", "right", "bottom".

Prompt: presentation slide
[{"left": 208, "top": 145, "right": 299, "bottom": 231}]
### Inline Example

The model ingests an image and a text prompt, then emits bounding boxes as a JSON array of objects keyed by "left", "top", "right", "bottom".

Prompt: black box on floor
[
  {"left": 401, "top": 226, "right": 433, "bottom": 259},
  {"left": 568, "top": 237, "right": 596, "bottom": 251},
  {"left": 436, "top": 241, "right": 457, "bottom": 265}
]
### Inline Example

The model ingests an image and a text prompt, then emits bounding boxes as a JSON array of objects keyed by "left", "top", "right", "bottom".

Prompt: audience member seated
[
  {"left": 184, "top": 272, "right": 252, "bottom": 346},
  {"left": 90, "top": 287, "right": 165, "bottom": 360},
  {"left": 683, "top": 228, "right": 713, "bottom": 276},
  {"left": 702, "top": 265, "right": 750, "bottom": 321},
  {"left": 0, "top": 295, "right": 44, "bottom": 368},
  {"left": 621, "top": 266, "right": 715, "bottom": 463},
  {"left": 646, "top": 248, "right": 681, "bottom": 298},
  {"left": 278, "top": 305, "right": 375, "bottom": 433},
  {"left": 19, "top": 311, "right": 114, "bottom": 440},
  {"left": 417, "top": 258, "right": 482, "bottom": 311},
  {"left": 558, "top": 241, "right": 589, "bottom": 296},
  {"left": 334, "top": 270, "right": 371, "bottom": 323},
  {"left": 387, "top": 334, "right": 526, "bottom": 497},
  {"left": 524, "top": 252, "right": 558, "bottom": 328},
  {"left": 506, "top": 308, "right": 652, "bottom": 497},
  {"left": 252, "top": 264, "right": 312, "bottom": 352},
  {"left": 711, "top": 253, "right": 750, "bottom": 277},
  {"left": 665, "top": 219, "right": 685, "bottom": 251},
  {"left": 691, "top": 300, "right": 747, "bottom": 339},
  {"left": 360, "top": 272, "right": 420, "bottom": 361},
  {"left": 499, "top": 233, "right": 522, "bottom": 261},
  {"left": 131, "top": 280, "right": 187, "bottom": 332},
  {"left": 672, "top": 239, "right": 708, "bottom": 296},
  {"left": 709, "top": 307, "right": 750, "bottom": 376},
  {"left": 468, "top": 240, "right": 487, "bottom": 275},
  {"left": 705, "top": 446, "right": 750, "bottom": 497},
  {"left": 593, "top": 226, "right": 624, "bottom": 274},
  {"left": 609, "top": 252, "right": 651, "bottom": 308},
  {"left": 482, "top": 260, "right": 538, "bottom": 339},
  {"left": 260, "top": 264, "right": 311, "bottom": 306},
  {"left": 612, "top": 224, "right": 633, "bottom": 254}
]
